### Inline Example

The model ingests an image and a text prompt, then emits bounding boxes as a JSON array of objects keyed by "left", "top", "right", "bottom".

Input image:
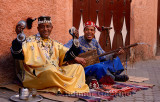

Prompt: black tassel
[{"left": 26, "top": 17, "right": 36, "bottom": 29}]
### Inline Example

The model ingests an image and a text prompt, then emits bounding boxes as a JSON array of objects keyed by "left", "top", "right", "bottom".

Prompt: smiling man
[
  {"left": 37, "top": 16, "right": 53, "bottom": 39},
  {"left": 10, "top": 16, "right": 89, "bottom": 94},
  {"left": 65, "top": 21, "right": 129, "bottom": 89}
]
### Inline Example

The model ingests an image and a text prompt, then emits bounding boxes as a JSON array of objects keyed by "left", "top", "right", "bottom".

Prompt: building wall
[
  {"left": 130, "top": 0, "right": 158, "bottom": 61},
  {"left": 0, "top": 0, "right": 158, "bottom": 84},
  {"left": 0, "top": 0, "right": 73, "bottom": 84}
]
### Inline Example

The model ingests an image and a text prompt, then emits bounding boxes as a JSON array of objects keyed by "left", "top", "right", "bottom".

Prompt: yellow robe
[{"left": 21, "top": 34, "right": 89, "bottom": 94}]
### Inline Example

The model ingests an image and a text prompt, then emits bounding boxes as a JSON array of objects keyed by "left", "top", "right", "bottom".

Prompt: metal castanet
[{"left": 17, "top": 20, "right": 26, "bottom": 42}]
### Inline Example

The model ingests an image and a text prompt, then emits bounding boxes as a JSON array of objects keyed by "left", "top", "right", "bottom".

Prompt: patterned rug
[
  {"left": 58, "top": 82, "right": 154, "bottom": 102},
  {"left": 0, "top": 82, "right": 154, "bottom": 102}
]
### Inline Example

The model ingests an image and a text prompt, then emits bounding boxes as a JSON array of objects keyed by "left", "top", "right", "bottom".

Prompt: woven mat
[
  {"left": 0, "top": 82, "right": 154, "bottom": 102},
  {"left": 0, "top": 84, "right": 78, "bottom": 102},
  {"left": 129, "top": 76, "right": 149, "bottom": 82},
  {"left": 63, "top": 82, "right": 154, "bottom": 102}
]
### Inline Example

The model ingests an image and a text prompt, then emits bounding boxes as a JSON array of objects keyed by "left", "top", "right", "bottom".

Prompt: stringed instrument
[{"left": 78, "top": 43, "right": 138, "bottom": 67}]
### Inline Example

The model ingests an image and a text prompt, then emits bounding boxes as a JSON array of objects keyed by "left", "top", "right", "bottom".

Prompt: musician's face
[
  {"left": 84, "top": 26, "right": 95, "bottom": 42},
  {"left": 37, "top": 23, "right": 53, "bottom": 39}
]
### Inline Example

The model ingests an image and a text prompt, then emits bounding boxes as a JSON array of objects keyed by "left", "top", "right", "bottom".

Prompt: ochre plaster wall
[
  {"left": 0, "top": 0, "right": 73, "bottom": 84},
  {"left": 130, "top": 0, "right": 158, "bottom": 61}
]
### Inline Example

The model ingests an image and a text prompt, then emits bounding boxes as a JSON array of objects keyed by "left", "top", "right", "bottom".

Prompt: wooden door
[{"left": 73, "top": 0, "right": 131, "bottom": 60}]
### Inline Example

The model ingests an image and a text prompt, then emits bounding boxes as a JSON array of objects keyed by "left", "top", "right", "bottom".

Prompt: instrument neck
[{"left": 98, "top": 43, "right": 138, "bottom": 58}]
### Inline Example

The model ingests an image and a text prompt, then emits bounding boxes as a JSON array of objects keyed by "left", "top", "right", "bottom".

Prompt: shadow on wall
[{"left": 0, "top": 53, "right": 17, "bottom": 85}]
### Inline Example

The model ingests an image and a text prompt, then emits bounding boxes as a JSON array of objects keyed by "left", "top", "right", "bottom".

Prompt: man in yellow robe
[{"left": 11, "top": 16, "right": 89, "bottom": 94}]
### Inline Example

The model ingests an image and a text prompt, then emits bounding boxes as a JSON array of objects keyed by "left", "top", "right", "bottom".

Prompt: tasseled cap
[
  {"left": 26, "top": 17, "right": 36, "bottom": 29},
  {"left": 26, "top": 16, "right": 52, "bottom": 29},
  {"left": 84, "top": 21, "right": 102, "bottom": 31},
  {"left": 84, "top": 21, "right": 96, "bottom": 28}
]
